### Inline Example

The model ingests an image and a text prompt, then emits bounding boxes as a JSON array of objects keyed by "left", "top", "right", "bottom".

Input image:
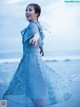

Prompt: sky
[{"left": 0, "top": 0, "right": 80, "bottom": 53}]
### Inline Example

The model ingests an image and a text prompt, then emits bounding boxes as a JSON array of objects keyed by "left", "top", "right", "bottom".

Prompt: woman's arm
[
  {"left": 29, "top": 33, "right": 44, "bottom": 56},
  {"left": 29, "top": 33, "right": 40, "bottom": 47}
]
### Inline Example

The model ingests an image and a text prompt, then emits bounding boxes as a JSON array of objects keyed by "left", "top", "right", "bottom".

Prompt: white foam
[
  {"left": 42, "top": 55, "right": 80, "bottom": 61},
  {"left": 0, "top": 58, "right": 21, "bottom": 63},
  {"left": 0, "top": 55, "right": 80, "bottom": 63}
]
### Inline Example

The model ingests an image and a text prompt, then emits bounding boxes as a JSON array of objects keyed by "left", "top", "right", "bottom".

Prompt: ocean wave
[
  {"left": 0, "top": 58, "right": 20, "bottom": 63},
  {"left": 0, "top": 55, "right": 80, "bottom": 63},
  {"left": 42, "top": 55, "right": 80, "bottom": 62}
]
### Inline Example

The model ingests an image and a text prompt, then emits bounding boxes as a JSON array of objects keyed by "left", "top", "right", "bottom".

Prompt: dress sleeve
[
  {"left": 23, "top": 22, "right": 39, "bottom": 43},
  {"left": 38, "top": 23, "right": 45, "bottom": 40},
  {"left": 21, "top": 22, "right": 44, "bottom": 46},
  {"left": 38, "top": 38, "right": 44, "bottom": 47},
  {"left": 37, "top": 22, "right": 45, "bottom": 47},
  {"left": 30, "top": 23, "right": 44, "bottom": 47}
]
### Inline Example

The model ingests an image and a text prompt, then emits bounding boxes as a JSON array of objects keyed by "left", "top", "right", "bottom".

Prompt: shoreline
[{"left": 0, "top": 56, "right": 80, "bottom": 63}]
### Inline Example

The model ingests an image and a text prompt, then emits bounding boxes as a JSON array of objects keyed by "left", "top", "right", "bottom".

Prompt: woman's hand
[
  {"left": 39, "top": 46, "right": 44, "bottom": 56},
  {"left": 29, "top": 33, "right": 40, "bottom": 47}
]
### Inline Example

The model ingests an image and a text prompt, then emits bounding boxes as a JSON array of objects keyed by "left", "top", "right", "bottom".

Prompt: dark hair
[{"left": 27, "top": 3, "right": 41, "bottom": 17}]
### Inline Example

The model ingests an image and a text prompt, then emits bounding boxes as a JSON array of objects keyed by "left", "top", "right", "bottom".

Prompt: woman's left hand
[{"left": 29, "top": 33, "right": 39, "bottom": 47}]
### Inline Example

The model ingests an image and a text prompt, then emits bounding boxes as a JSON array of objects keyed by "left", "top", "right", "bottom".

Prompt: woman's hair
[{"left": 27, "top": 3, "right": 41, "bottom": 17}]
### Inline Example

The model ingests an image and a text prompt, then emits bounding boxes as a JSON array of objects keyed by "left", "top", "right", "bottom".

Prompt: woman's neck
[{"left": 29, "top": 19, "right": 38, "bottom": 23}]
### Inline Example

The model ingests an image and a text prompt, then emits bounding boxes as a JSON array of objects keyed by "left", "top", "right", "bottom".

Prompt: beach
[
  {"left": 0, "top": 0, "right": 80, "bottom": 106},
  {"left": 0, "top": 57, "right": 80, "bottom": 107}
]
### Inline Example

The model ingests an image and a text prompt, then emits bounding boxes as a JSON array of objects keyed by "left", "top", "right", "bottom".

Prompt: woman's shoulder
[
  {"left": 28, "top": 21, "right": 38, "bottom": 29},
  {"left": 21, "top": 21, "right": 40, "bottom": 33}
]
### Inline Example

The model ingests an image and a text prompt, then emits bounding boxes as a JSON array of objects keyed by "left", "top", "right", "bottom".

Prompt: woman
[{"left": 3, "top": 3, "right": 72, "bottom": 107}]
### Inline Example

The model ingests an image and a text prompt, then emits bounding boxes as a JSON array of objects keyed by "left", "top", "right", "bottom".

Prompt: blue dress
[{"left": 3, "top": 21, "right": 72, "bottom": 107}]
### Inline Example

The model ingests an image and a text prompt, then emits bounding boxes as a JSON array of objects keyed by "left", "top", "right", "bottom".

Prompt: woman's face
[{"left": 25, "top": 5, "right": 38, "bottom": 21}]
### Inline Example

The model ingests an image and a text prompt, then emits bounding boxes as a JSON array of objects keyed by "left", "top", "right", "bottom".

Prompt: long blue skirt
[{"left": 2, "top": 42, "right": 72, "bottom": 107}]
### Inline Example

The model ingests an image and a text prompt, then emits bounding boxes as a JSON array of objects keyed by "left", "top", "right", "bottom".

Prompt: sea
[
  {"left": 0, "top": 50, "right": 80, "bottom": 86},
  {"left": 0, "top": 50, "right": 80, "bottom": 63},
  {"left": 0, "top": 50, "right": 80, "bottom": 84},
  {"left": 0, "top": 50, "right": 80, "bottom": 107}
]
